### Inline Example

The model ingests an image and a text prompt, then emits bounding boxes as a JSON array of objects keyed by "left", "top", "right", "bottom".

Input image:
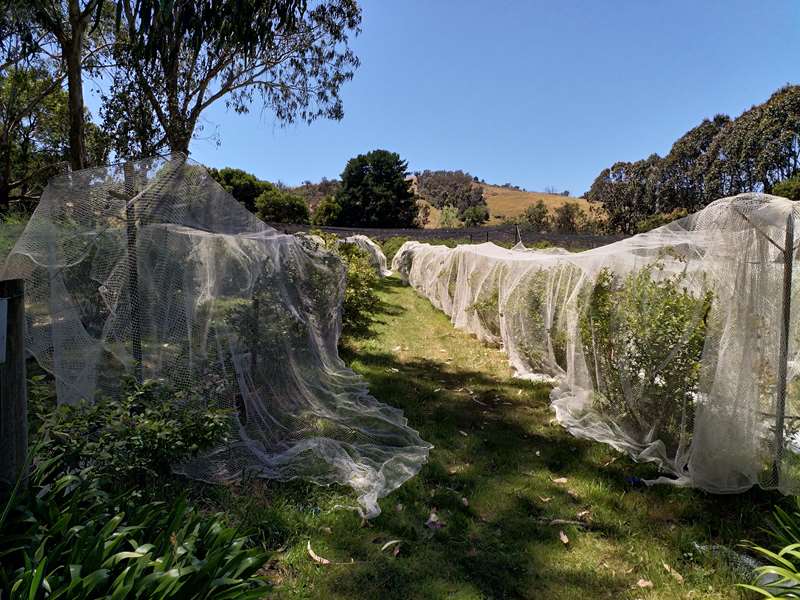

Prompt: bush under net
[
  {"left": 342, "top": 234, "right": 392, "bottom": 276},
  {"left": 393, "top": 193, "right": 800, "bottom": 495},
  {"left": 3, "top": 155, "right": 431, "bottom": 517}
]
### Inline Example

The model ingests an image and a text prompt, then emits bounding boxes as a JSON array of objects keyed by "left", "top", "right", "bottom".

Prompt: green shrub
[
  {"left": 774, "top": 173, "right": 800, "bottom": 201},
  {"left": 0, "top": 464, "right": 269, "bottom": 598},
  {"left": 579, "top": 264, "right": 712, "bottom": 451},
  {"left": 740, "top": 497, "right": 800, "bottom": 597},
  {"left": 460, "top": 204, "right": 489, "bottom": 226},
  {"left": 255, "top": 185, "right": 310, "bottom": 224},
  {"left": 635, "top": 208, "right": 689, "bottom": 233},
  {"left": 382, "top": 236, "right": 409, "bottom": 263},
  {"left": 314, "top": 231, "right": 379, "bottom": 333},
  {"left": 312, "top": 194, "right": 342, "bottom": 225},
  {"left": 32, "top": 377, "right": 232, "bottom": 487}
]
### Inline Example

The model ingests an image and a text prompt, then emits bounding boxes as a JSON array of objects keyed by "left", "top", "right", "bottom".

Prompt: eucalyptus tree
[{"left": 104, "top": 0, "right": 361, "bottom": 156}]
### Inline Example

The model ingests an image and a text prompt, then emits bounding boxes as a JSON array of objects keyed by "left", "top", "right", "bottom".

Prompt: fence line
[{"left": 273, "top": 223, "right": 626, "bottom": 249}]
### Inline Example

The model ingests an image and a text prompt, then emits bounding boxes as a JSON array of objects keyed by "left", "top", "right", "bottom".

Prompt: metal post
[
  {"left": 0, "top": 279, "right": 27, "bottom": 490},
  {"left": 515, "top": 224, "right": 521, "bottom": 244},
  {"left": 485, "top": 231, "right": 489, "bottom": 243},
  {"left": 124, "top": 162, "right": 143, "bottom": 383},
  {"left": 773, "top": 211, "right": 794, "bottom": 484}
]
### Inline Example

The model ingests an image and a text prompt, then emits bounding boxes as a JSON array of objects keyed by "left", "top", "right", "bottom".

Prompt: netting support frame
[
  {"left": 124, "top": 162, "right": 143, "bottom": 383},
  {"left": 773, "top": 211, "right": 794, "bottom": 484}
]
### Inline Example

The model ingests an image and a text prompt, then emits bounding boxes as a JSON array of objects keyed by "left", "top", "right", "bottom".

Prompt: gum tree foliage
[
  {"left": 588, "top": 85, "right": 800, "bottom": 233},
  {"left": 0, "top": 66, "right": 107, "bottom": 211},
  {"left": 255, "top": 183, "right": 310, "bottom": 224},
  {"left": 335, "top": 149, "right": 418, "bottom": 227},
  {"left": 22, "top": 0, "right": 109, "bottom": 171},
  {"left": 415, "top": 169, "right": 488, "bottom": 218},
  {"left": 104, "top": 0, "right": 362, "bottom": 155}
]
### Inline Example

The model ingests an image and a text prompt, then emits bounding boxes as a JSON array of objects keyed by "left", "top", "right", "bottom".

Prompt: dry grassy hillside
[{"left": 480, "top": 184, "right": 593, "bottom": 225}]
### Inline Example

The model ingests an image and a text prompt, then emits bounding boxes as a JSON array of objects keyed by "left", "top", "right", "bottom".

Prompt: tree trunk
[
  {"left": 64, "top": 0, "right": 88, "bottom": 171},
  {"left": 64, "top": 37, "right": 87, "bottom": 171}
]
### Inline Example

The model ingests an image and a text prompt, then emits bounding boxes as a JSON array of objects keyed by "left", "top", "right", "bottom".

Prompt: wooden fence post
[{"left": 0, "top": 279, "right": 28, "bottom": 490}]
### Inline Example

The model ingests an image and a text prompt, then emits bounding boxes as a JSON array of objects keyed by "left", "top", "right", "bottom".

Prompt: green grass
[{"left": 195, "top": 277, "right": 782, "bottom": 599}]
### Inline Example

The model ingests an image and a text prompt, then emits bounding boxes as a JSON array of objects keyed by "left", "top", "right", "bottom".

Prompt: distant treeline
[{"left": 587, "top": 85, "right": 800, "bottom": 233}]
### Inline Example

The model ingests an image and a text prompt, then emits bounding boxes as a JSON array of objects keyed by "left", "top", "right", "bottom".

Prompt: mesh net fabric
[
  {"left": 342, "top": 235, "right": 392, "bottom": 276},
  {"left": 3, "top": 155, "right": 431, "bottom": 517},
  {"left": 392, "top": 193, "right": 800, "bottom": 494}
]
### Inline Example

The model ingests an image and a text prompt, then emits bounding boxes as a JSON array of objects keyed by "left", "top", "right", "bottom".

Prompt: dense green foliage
[
  {"left": 588, "top": 86, "right": 800, "bottom": 232},
  {"left": 0, "top": 376, "right": 266, "bottom": 598},
  {"left": 292, "top": 177, "right": 341, "bottom": 211},
  {"left": 32, "top": 377, "right": 231, "bottom": 487},
  {"left": 335, "top": 150, "right": 418, "bottom": 227},
  {"left": 314, "top": 231, "right": 379, "bottom": 333},
  {"left": 0, "top": 465, "right": 269, "bottom": 598},
  {"left": 580, "top": 265, "right": 713, "bottom": 451},
  {"left": 460, "top": 204, "right": 489, "bottom": 226},
  {"left": 209, "top": 167, "right": 271, "bottom": 213},
  {"left": 255, "top": 184, "right": 310, "bottom": 224},
  {"left": 774, "top": 173, "right": 800, "bottom": 201},
  {"left": 740, "top": 498, "right": 800, "bottom": 597},
  {"left": 311, "top": 194, "right": 342, "bottom": 226}
]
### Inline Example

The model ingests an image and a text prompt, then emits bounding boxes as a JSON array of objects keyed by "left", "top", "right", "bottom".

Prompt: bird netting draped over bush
[
  {"left": 393, "top": 193, "right": 800, "bottom": 495},
  {"left": 4, "top": 155, "right": 431, "bottom": 517},
  {"left": 342, "top": 235, "right": 392, "bottom": 276}
]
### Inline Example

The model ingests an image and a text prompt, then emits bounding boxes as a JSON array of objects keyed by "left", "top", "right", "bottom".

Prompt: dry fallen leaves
[
  {"left": 559, "top": 530, "right": 569, "bottom": 545},
  {"left": 551, "top": 477, "right": 568, "bottom": 484},
  {"left": 307, "top": 541, "right": 331, "bottom": 565},
  {"left": 636, "top": 579, "right": 654, "bottom": 589},
  {"left": 538, "top": 496, "right": 552, "bottom": 503}
]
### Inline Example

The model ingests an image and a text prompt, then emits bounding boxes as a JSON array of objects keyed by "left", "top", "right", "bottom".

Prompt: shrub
[
  {"left": 209, "top": 167, "right": 271, "bottom": 213},
  {"left": 520, "top": 200, "right": 551, "bottom": 231},
  {"left": 635, "top": 208, "right": 689, "bottom": 233},
  {"left": 32, "top": 377, "right": 232, "bottom": 487},
  {"left": 740, "top": 497, "right": 800, "bottom": 596},
  {"left": 312, "top": 194, "right": 342, "bottom": 225},
  {"left": 0, "top": 465, "right": 269, "bottom": 598},
  {"left": 461, "top": 204, "right": 489, "bottom": 226},
  {"left": 382, "top": 236, "right": 410, "bottom": 263},
  {"left": 314, "top": 231, "right": 379, "bottom": 333},
  {"left": 774, "top": 173, "right": 800, "bottom": 201},
  {"left": 439, "top": 205, "right": 461, "bottom": 228},
  {"left": 552, "top": 201, "right": 584, "bottom": 233},
  {"left": 256, "top": 185, "right": 310, "bottom": 224},
  {"left": 579, "top": 264, "right": 713, "bottom": 451}
]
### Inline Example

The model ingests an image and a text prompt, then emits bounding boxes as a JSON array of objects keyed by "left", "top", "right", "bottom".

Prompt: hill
[{"left": 480, "top": 184, "right": 593, "bottom": 225}]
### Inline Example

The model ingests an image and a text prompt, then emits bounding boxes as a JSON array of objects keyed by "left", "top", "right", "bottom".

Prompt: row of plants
[{"left": 0, "top": 376, "right": 272, "bottom": 598}]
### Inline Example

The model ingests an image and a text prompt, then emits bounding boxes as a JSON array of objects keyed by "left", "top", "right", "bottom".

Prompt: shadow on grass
[{"left": 197, "top": 275, "right": 784, "bottom": 599}]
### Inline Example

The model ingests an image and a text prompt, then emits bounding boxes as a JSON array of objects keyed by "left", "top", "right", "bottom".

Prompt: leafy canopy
[{"left": 336, "top": 149, "right": 418, "bottom": 227}]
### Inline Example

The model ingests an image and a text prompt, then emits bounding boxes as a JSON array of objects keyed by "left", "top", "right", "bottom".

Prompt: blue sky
[{"left": 127, "top": 1, "right": 800, "bottom": 195}]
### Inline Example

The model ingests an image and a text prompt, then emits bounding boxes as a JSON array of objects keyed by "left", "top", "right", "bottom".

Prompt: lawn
[{"left": 197, "top": 276, "right": 779, "bottom": 599}]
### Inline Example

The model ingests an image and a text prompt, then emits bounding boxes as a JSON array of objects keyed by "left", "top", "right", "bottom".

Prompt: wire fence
[{"left": 274, "top": 223, "right": 626, "bottom": 249}]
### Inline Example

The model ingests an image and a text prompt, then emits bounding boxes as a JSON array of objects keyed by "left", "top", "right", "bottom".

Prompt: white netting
[
  {"left": 4, "top": 155, "right": 431, "bottom": 517},
  {"left": 393, "top": 193, "right": 800, "bottom": 494},
  {"left": 342, "top": 235, "right": 392, "bottom": 276}
]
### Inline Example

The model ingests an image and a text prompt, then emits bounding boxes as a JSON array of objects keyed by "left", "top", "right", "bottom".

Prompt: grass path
[{"left": 211, "top": 277, "right": 776, "bottom": 599}]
